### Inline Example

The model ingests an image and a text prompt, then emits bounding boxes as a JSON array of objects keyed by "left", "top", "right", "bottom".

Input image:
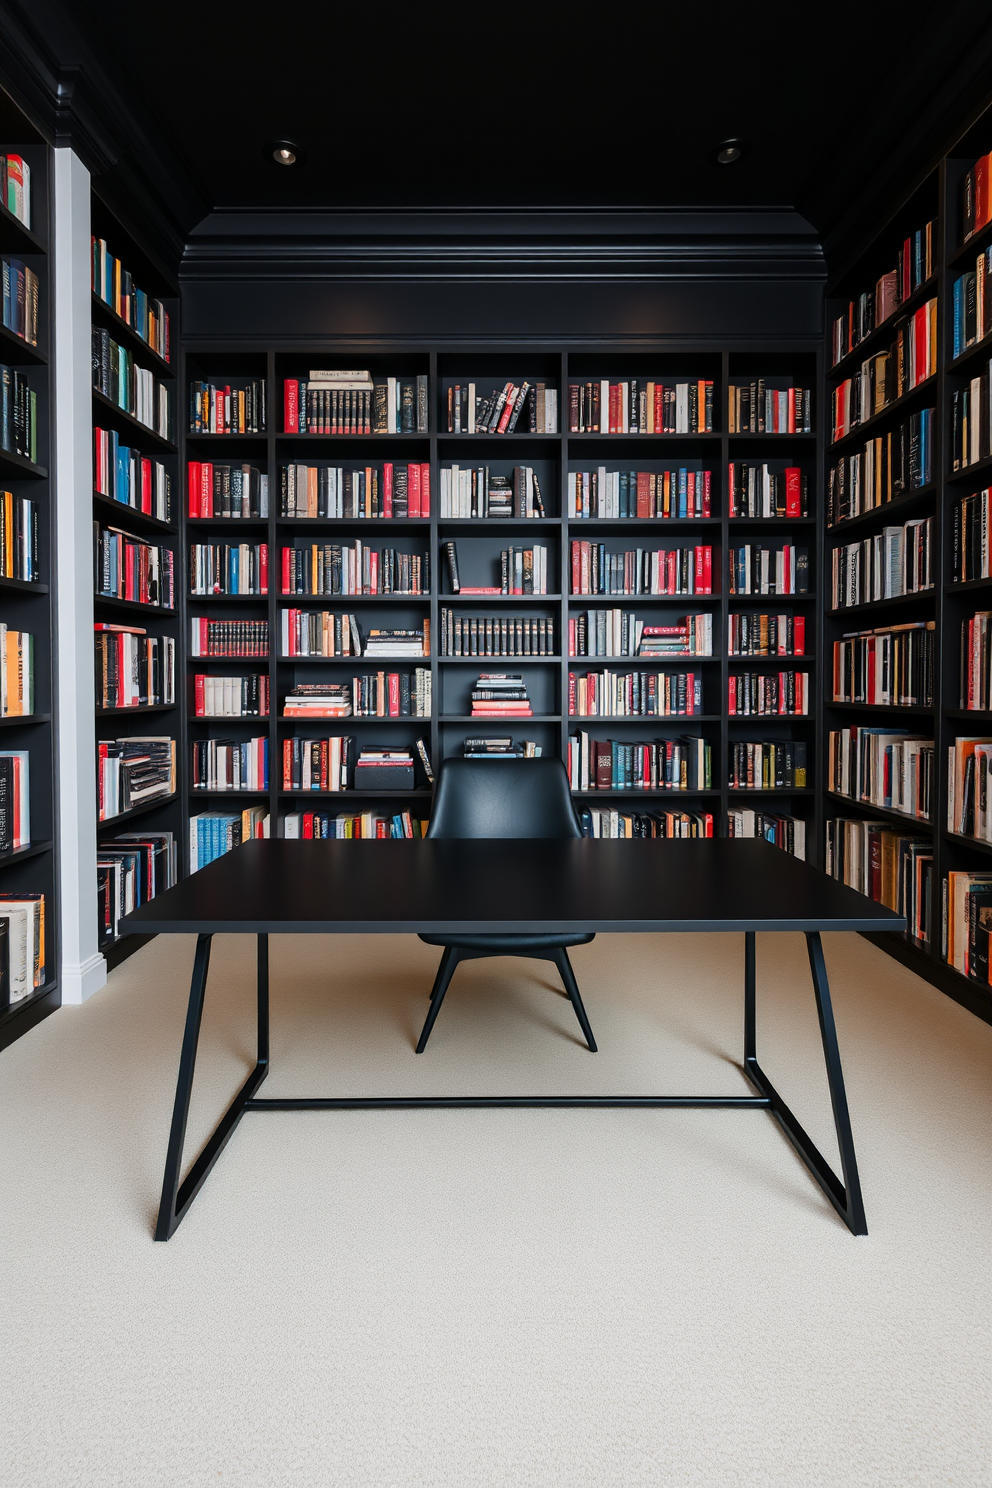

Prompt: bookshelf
[
  {"left": 0, "top": 93, "right": 57, "bottom": 1050},
  {"left": 821, "top": 102, "right": 992, "bottom": 1024},
  {"left": 178, "top": 345, "right": 821, "bottom": 863},
  {"left": 91, "top": 197, "right": 181, "bottom": 969}
]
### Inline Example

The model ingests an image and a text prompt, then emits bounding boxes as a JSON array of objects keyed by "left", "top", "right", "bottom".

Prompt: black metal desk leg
[
  {"left": 154, "top": 933, "right": 270, "bottom": 1241},
  {"left": 742, "top": 931, "right": 868, "bottom": 1236}
]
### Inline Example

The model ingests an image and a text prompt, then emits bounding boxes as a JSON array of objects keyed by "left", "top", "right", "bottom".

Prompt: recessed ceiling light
[
  {"left": 713, "top": 138, "right": 748, "bottom": 166},
  {"left": 265, "top": 139, "right": 306, "bottom": 168}
]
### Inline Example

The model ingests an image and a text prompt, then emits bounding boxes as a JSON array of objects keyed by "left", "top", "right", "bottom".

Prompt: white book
[{"left": 386, "top": 377, "right": 397, "bottom": 434}]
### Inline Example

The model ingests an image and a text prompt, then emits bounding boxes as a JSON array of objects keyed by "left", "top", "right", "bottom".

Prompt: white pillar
[{"left": 53, "top": 148, "right": 106, "bottom": 1004}]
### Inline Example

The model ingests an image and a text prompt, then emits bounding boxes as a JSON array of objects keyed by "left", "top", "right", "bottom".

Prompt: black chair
[{"left": 416, "top": 757, "right": 597, "bottom": 1053}]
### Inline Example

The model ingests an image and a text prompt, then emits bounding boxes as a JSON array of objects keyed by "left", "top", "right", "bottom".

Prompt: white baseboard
[{"left": 60, "top": 953, "right": 108, "bottom": 1006}]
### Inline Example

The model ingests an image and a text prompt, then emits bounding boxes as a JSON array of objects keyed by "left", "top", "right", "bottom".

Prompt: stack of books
[
  {"left": 470, "top": 674, "right": 533, "bottom": 718},
  {"left": 354, "top": 748, "right": 415, "bottom": 790},
  {"left": 462, "top": 738, "right": 542, "bottom": 759},
  {"left": 282, "top": 683, "right": 352, "bottom": 719},
  {"left": 363, "top": 627, "right": 430, "bottom": 658},
  {"left": 637, "top": 617, "right": 713, "bottom": 658}
]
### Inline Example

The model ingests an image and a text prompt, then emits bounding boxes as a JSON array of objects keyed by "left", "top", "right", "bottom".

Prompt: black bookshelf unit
[
  {"left": 179, "top": 345, "right": 822, "bottom": 866},
  {"left": 821, "top": 100, "right": 992, "bottom": 1026},
  {"left": 0, "top": 92, "right": 58, "bottom": 1050},
  {"left": 91, "top": 194, "right": 182, "bottom": 970}
]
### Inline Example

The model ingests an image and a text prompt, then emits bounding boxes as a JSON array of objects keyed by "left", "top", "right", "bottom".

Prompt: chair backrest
[{"left": 426, "top": 757, "right": 583, "bottom": 839}]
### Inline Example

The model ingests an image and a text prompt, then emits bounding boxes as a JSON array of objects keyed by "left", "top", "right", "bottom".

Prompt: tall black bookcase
[
  {"left": 0, "top": 90, "right": 57, "bottom": 1050},
  {"left": 179, "top": 342, "right": 822, "bottom": 868},
  {"left": 91, "top": 194, "right": 182, "bottom": 970},
  {"left": 823, "top": 95, "right": 992, "bottom": 1026}
]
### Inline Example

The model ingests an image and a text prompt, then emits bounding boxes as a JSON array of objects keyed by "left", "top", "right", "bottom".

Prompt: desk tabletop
[{"left": 121, "top": 838, "right": 906, "bottom": 936}]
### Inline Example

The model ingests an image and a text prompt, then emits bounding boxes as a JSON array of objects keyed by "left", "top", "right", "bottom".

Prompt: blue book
[
  {"left": 678, "top": 467, "right": 688, "bottom": 518},
  {"left": 230, "top": 545, "right": 239, "bottom": 594},
  {"left": 0, "top": 365, "right": 9, "bottom": 451},
  {"left": 2, "top": 260, "right": 10, "bottom": 331},
  {"left": 953, "top": 276, "right": 963, "bottom": 359},
  {"left": 115, "top": 442, "right": 128, "bottom": 504}
]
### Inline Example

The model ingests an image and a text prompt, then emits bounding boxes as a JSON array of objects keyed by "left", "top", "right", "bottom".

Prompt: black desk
[{"left": 123, "top": 838, "right": 905, "bottom": 1240}]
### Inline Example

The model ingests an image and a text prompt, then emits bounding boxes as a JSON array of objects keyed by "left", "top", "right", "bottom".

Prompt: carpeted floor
[{"left": 2, "top": 928, "right": 990, "bottom": 1487}]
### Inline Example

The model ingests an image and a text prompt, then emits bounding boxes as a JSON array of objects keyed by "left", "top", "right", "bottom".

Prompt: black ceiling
[{"left": 8, "top": 0, "right": 992, "bottom": 266}]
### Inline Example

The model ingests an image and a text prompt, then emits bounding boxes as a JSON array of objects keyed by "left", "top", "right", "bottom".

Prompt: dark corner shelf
[
  {"left": 278, "top": 788, "right": 434, "bottom": 798},
  {"left": 0, "top": 447, "right": 47, "bottom": 479},
  {"left": 828, "top": 375, "right": 937, "bottom": 452},
  {"left": 826, "top": 590, "right": 934, "bottom": 618},
  {"left": 571, "top": 788, "right": 723, "bottom": 798},
  {"left": 825, "top": 792, "right": 933, "bottom": 830},
  {"left": 0, "top": 320, "right": 45, "bottom": 365},
  {"left": 98, "top": 794, "right": 178, "bottom": 828},
  {"left": 827, "top": 275, "right": 937, "bottom": 381},
  {"left": 93, "top": 492, "right": 178, "bottom": 536},
  {"left": 94, "top": 593, "right": 175, "bottom": 616},
  {"left": 946, "top": 451, "right": 992, "bottom": 486},
  {"left": 827, "top": 700, "right": 934, "bottom": 715},
  {"left": 0, "top": 711, "right": 50, "bottom": 726},
  {"left": 826, "top": 484, "right": 936, "bottom": 535},
  {"left": 92, "top": 389, "right": 176, "bottom": 451},
  {"left": 944, "top": 830, "right": 992, "bottom": 859},
  {"left": 96, "top": 703, "right": 178, "bottom": 717},
  {"left": 0, "top": 201, "right": 45, "bottom": 255},
  {"left": 0, "top": 575, "right": 47, "bottom": 594},
  {"left": 0, "top": 838, "right": 54, "bottom": 866},
  {"left": 91, "top": 291, "right": 174, "bottom": 378}
]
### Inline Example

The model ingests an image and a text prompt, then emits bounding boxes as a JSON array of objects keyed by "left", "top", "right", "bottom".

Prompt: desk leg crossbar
[{"left": 155, "top": 930, "right": 866, "bottom": 1240}]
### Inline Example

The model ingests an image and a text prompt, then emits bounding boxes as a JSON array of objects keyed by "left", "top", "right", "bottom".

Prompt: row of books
[
  {"left": 190, "top": 378, "right": 265, "bottom": 435},
  {"left": 728, "top": 809, "right": 807, "bottom": 858},
  {"left": 825, "top": 817, "right": 931, "bottom": 942},
  {"left": 568, "top": 379, "right": 714, "bottom": 434},
  {"left": 93, "top": 329, "right": 171, "bottom": 440},
  {"left": 568, "top": 611, "right": 712, "bottom": 659},
  {"left": 945, "top": 872, "right": 992, "bottom": 980},
  {"left": 190, "top": 618, "right": 269, "bottom": 658},
  {"left": 443, "top": 541, "right": 549, "bottom": 595},
  {"left": 827, "top": 726, "right": 933, "bottom": 821},
  {"left": 567, "top": 733, "right": 712, "bottom": 792},
  {"left": 728, "top": 740, "right": 808, "bottom": 790},
  {"left": 567, "top": 670, "right": 702, "bottom": 718},
  {"left": 570, "top": 467, "right": 711, "bottom": 520},
  {"left": 440, "top": 466, "right": 544, "bottom": 519},
  {"left": 98, "top": 833, "right": 176, "bottom": 946},
  {"left": 95, "top": 527, "right": 175, "bottom": 609},
  {"left": 726, "top": 383, "right": 812, "bottom": 435},
  {"left": 91, "top": 239, "right": 171, "bottom": 362},
  {"left": 0, "top": 749, "right": 29, "bottom": 850},
  {"left": 826, "top": 409, "right": 933, "bottom": 526},
  {"left": 0, "top": 893, "right": 46, "bottom": 1008},
  {"left": 460, "top": 738, "right": 541, "bottom": 759},
  {"left": 569, "top": 542, "right": 713, "bottom": 596},
  {"left": 193, "top": 674, "right": 269, "bottom": 717},
  {"left": 282, "top": 671, "right": 431, "bottom": 718},
  {"left": 952, "top": 487, "right": 992, "bottom": 582},
  {"left": 961, "top": 611, "right": 992, "bottom": 709},
  {"left": 279, "top": 613, "right": 427, "bottom": 658},
  {"left": 280, "top": 739, "right": 426, "bottom": 793},
  {"left": 947, "top": 735, "right": 992, "bottom": 843},
  {"left": 281, "top": 544, "right": 429, "bottom": 597},
  {"left": 829, "top": 517, "right": 933, "bottom": 609},
  {"left": 191, "top": 736, "right": 268, "bottom": 792},
  {"left": 471, "top": 674, "right": 532, "bottom": 719},
  {"left": 728, "top": 464, "right": 807, "bottom": 518},
  {"left": 1, "top": 365, "right": 38, "bottom": 462},
  {"left": 951, "top": 243, "right": 992, "bottom": 359},
  {"left": 189, "top": 808, "right": 269, "bottom": 872},
  {"left": 580, "top": 807, "right": 714, "bottom": 840},
  {"left": 1, "top": 258, "right": 38, "bottom": 346},
  {"left": 831, "top": 622, "right": 935, "bottom": 708},
  {"left": 950, "top": 364, "right": 992, "bottom": 471},
  {"left": 727, "top": 612, "right": 805, "bottom": 656},
  {"left": 96, "top": 736, "right": 176, "bottom": 821},
  {"left": 1, "top": 155, "right": 30, "bottom": 227},
  {"left": 830, "top": 222, "right": 935, "bottom": 366},
  {"left": 284, "top": 811, "right": 427, "bottom": 838},
  {"left": 95, "top": 428, "right": 172, "bottom": 523},
  {"left": 285, "top": 373, "right": 429, "bottom": 435},
  {"left": 189, "top": 542, "right": 268, "bottom": 597},
  {"left": 962, "top": 153, "right": 992, "bottom": 242},
  {"left": 728, "top": 671, "right": 810, "bottom": 716},
  {"left": 441, "top": 611, "right": 554, "bottom": 657},
  {"left": 280, "top": 463, "right": 429, "bottom": 520},
  {"left": 830, "top": 300, "right": 937, "bottom": 443},
  {"left": 727, "top": 544, "right": 809, "bottom": 596},
  {"left": 188, "top": 461, "right": 268, "bottom": 520},
  {"left": 95, "top": 626, "right": 175, "bottom": 710},
  {"left": 0, "top": 491, "right": 37, "bottom": 581},
  {"left": 0, "top": 626, "right": 32, "bottom": 716},
  {"left": 446, "top": 380, "right": 553, "bottom": 435}
]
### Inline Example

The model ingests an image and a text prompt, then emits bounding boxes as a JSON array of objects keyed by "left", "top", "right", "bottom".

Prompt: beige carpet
[{"left": 2, "top": 929, "right": 991, "bottom": 1488}]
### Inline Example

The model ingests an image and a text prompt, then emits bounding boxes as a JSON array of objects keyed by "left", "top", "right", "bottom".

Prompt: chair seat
[{"left": 418, "top": 931, "right": 595, "bottom": 952}]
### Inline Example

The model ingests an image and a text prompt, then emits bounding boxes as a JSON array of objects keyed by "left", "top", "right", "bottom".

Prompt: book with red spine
[
  {"left": 420, "top": 463, "right": 430, "bottom": 516},
  {"left": 409, "top": 462, "right": 421, "bottom": 519},
  {"left": 382, "top": 463, "right": 393, "bottom": 518},
  {"left": 793, "top": 616, "right": 805, "bottom": 655},
  {"left": 259, "top": 544, "right": 268, "bottom": 594},
  {"left": 785, "top": 467, "right": 802, "bottom": 518},
  {"left": 284, "top": 379, "right": 299, "bottom": 434},
  {"left": 188, "top": 461, "right": 200, "bottom": 518}
]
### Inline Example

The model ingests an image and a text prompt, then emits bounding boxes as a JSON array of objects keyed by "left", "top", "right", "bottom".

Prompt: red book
[
  {"left": 281, "top": 547, "right": 291, "bottom": 593},
  {"left": 497, "top": 386, "right": 518, "bottom": 434},
  {"left": 694, "top": 547, "right": 704, "bottom": 591},
  {"left": 568, "top": 673, "right": 576, "bottom": 714},
  {"left": 188, "top": 461, "right": 200, "bottom": 518},
  {"left": 913, "top": 305, "right": 928, "bottom": 386},
  {"left": 787, "top": 387, "right": 796, "bottom": 434},
  {"left": 369, "top": 551, "right": 378, "bottom": 593},
  {"left": 702, "top": 469, "right": 711, "bottom": 517},
  {"left": 785, "top": 467, "right": 802, "bottom": 518},
  {"left": 388, "top": 673, "right": 400, "bottom": 716},
  {"left": 382, "top": 462, "right": 393, "bottom": 518},
  {"left": 793, "top": 616, "right": 805, "bottom": 655},
  {"left": 571, "top": 541, "right": 581, "bottom": 595},
  {"left": 284, "top": 378, "right": 299, "bottom": 434},
  {"left": 636, "top": 471, "right": 650, "bottom": 518},
  {"left": 728, "top": 463, "right": 736, "bottom": 515},
  {"left": 259, "top": 544, "right": 268, "bottom": 594},
  {"left": 595, "top": 741, "right": 612, "bottom": 789},
  {"left": 303, "top": 814, "right": 314, "bottom": 838},
  {"left": 141, "top": 458, "right": 152, "bottom": 513},
  {"left": 420, "top": 463, "right": 430, "bottom": 516},
  {"left": 867, "top": 640, "right": 876, "bottom": 703},
  {"left": 459, "top": 586, "right": 502, "bottom": 595},
  {"left": 653, "top": 383, "right": 663, "bottom": 434},
  {"left": 409, "top": 462, "right": 421, "bottom": 519},
  {"left": 609, "top": 384, "right": 619, "bottom": 434},
  {"left": 703, "top": 546, "right": 712, "bottom": 593},
  {"left": 195, "top": 674, "right": 205, "bottom": 715},
  {"left": 977, "top": 154, "right": 990, "bottom": 234},
  {"left": 202, "top": 462, "right": 213, "bottom": 518},
  {"left": 728, "top": 675, "right": 737, "bottom": 715}
]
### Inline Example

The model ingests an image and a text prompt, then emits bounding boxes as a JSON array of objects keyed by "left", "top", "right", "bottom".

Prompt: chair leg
[
  {"left": 416, "top": 946, "right": 461, "bottom": 1053},
  {"left": 552, "top": 949, "right": 598, "bottom": 1052}
]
